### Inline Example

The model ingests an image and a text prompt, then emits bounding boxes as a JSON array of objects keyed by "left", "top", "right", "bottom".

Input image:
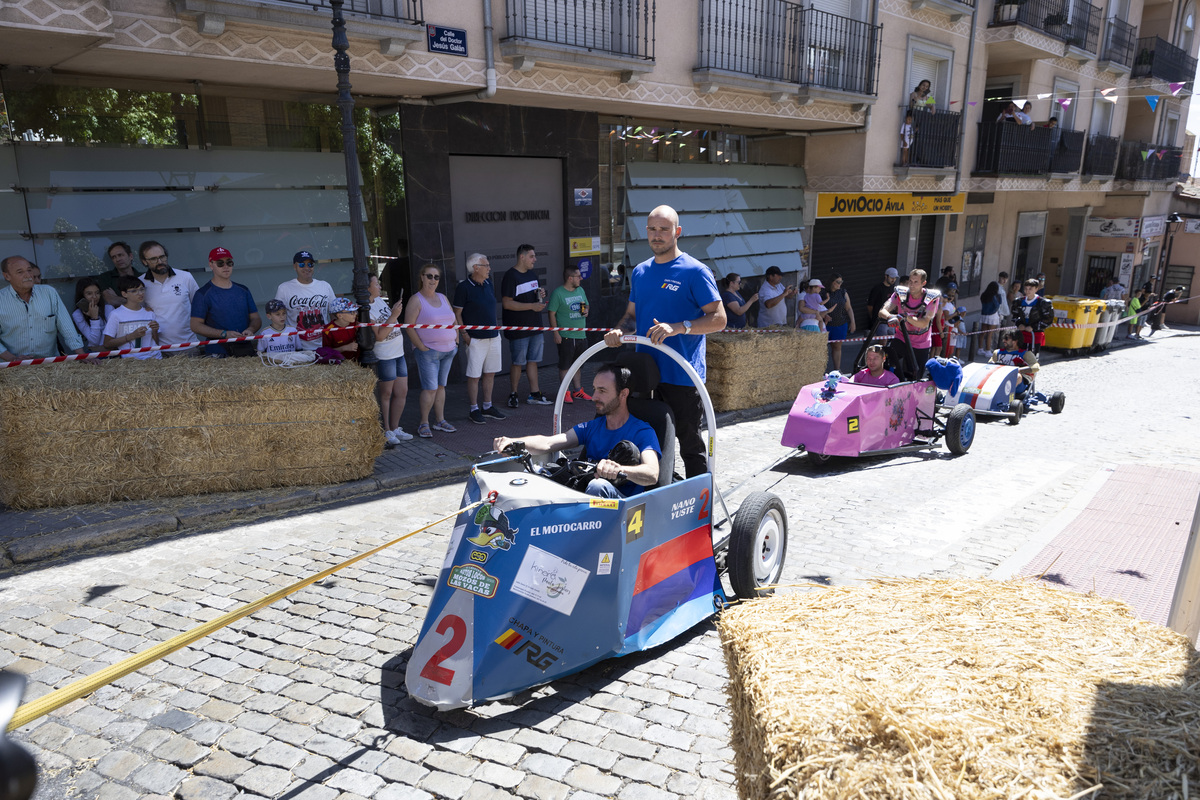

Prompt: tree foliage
[{"left": 5, "top": 86, "right": 194, "bottom": 145}]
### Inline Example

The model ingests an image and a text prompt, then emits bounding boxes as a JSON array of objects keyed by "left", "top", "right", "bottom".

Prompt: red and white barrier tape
[{"left": 4, "top": 294, "right": 1193, "bottom": 369}]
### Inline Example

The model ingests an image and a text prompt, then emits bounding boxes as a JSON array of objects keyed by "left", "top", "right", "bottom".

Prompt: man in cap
[
  {"left": 867, "top": 267, "right": 900, "bottom": 333},
  {"left": 757, "top": 265, "right": 797, "bottom": 327},
  {"left": 275, "top": 250, "right": 334, "bottom": 350},
  {"left": 0, "top": 255, "right": 86, "bottom": 361},
  {"left": 190, "top": 247, "right": 260, "bottom": 357},
  {"left": 138, "top": 240, "right": 200, "bottom": 355}
]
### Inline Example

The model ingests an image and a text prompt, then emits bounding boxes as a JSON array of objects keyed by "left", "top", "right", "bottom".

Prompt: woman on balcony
[{"left": 909, "top": 80, "right": 935, "bottom": 111}]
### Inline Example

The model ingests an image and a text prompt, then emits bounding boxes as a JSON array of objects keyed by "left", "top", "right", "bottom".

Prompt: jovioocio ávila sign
[{"left": 816, "top": 193, "right": 965, "bottom": 218}]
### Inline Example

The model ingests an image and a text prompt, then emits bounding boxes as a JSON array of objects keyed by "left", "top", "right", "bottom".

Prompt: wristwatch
[{"left": 682, "top": 319, "right": 692, "bottom": 333}]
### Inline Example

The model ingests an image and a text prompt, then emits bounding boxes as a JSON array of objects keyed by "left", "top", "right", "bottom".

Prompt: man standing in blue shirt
[
  {"left": 0, "top": 255, "right": 86, "bottom": 361},
  {"left": 604, "top": 205, "right": 726, "bottom": 477},
  {"left": 493, "top": 364, "right": 661, "bottom": 498},
  {"left": 190, "top": 247, "right": 261, "bottom": 357}
]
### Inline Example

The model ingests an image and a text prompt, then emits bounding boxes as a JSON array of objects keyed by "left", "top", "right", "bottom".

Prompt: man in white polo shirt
[
  {"left": 275, "top": 250, "right": 334, "bottom": 350},
  {"left": 138, "top": 240, "right": 200, "bottom": 355}
]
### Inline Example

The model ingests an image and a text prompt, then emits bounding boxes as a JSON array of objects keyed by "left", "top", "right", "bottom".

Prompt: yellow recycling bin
[{"left": 1043, "top": 296, "right": 1105, "bottom": 351}]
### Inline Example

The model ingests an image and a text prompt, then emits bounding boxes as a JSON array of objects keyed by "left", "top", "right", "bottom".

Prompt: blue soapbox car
[{"left": 406, "top": 338, "right": 788, "bottom": 710}]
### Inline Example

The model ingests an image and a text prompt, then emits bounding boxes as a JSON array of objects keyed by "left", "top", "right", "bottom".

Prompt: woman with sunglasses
[{"left": 405, "top": 266, "right": 458, "bottom": 438}]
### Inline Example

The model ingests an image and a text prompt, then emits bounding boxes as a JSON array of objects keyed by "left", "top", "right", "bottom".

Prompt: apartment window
[
  {"left": 1180, "top": 2, "right": 1195, "bottom": 53},
  {"left": 1051, "top": 79, "right": 1079, "bottom": 129},
  {"left": 1163, "top": 111, "right": 1181, "bottom": 146},
  {"left": 1089, "top": 92, "right": 1113, "bottom": 135},
  {"left": 906, "top": 39, "right": 953, "bottom": 108}
]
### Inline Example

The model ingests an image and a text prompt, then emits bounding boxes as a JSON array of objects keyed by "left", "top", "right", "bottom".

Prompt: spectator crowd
[{"left": 0, "top": 226, "right": 1170, "bottom": 453}]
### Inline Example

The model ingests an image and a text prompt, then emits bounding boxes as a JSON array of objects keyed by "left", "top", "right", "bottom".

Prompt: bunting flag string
[
  {"left": 1057, "top": 97, "right": 1072, "bottom": 107},
  {"left": 1146, "top": 95, "right": 1160, "bottom": 110},
  {"left": 1170, "top": 82, "right": 1185, "bottom": 95}
]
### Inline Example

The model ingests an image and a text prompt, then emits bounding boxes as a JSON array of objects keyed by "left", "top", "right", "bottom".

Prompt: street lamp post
[{"left": 331, "top": 0, "right": 375, "bottom": 363}]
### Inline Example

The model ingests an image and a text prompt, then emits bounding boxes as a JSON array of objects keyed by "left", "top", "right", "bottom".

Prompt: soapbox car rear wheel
[
  {"left": 1007, "top": 400, "right": 1024, "bottom": 426},
  {"left": 945, "top": 403, "right": 975, "bottom": 455},
  {"left": 728, "top": 492, "right": 788, "bottom": 600},
  {"left": 1049, "top": 392, "right": 1066, "bottom": 414}
]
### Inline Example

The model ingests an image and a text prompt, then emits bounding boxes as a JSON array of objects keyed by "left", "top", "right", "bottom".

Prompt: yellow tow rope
[{"left": 7, "top": 500, "right": 480, "bottom": 732}]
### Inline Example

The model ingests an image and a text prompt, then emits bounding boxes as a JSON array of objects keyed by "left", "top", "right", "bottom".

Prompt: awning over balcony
[{"left": 624, "top": 162, "right": 806, "bottom": 277}]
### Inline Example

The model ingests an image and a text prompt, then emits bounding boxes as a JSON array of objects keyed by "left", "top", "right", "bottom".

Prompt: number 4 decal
[
  {"left": 626, "top": 504, "right": 645, "bottom": 544},
  {"left": 420, "top": 614, "right": 466, "bottom": 686}
]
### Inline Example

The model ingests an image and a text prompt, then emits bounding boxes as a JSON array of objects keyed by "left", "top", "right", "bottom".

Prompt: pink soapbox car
[{"left": 780, "top": 329, "right": 976, "bottom": 463}]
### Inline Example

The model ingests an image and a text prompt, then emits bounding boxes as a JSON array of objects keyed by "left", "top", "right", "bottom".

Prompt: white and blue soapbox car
[{"left": 405, "top": 338, "right": 788, "bottom": 710}]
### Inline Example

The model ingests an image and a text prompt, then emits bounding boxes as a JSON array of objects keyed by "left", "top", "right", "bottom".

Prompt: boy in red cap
[{"left": 190, "top": 247, "right": 260, "bottom": 357}]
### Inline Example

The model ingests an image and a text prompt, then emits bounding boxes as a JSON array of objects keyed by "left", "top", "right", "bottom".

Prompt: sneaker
[
  {"left": 573, "top": 389, "right": 592, "bottom": 401},
  {"left": 563, "top": 392, "right": 574, "bottom": 404},
  {"left": 527, "top": 392, "right": 552, "bottom": 405},
  {"left": 976, "top": 348, "right": 989, "bottom": 356},
  {"left": 392, "top": 426, "right": 413, "bottom": 441},
  {"left": 481, "top": 406, "right": 506, "bottom": 420},
  {"left": 384, "top": 430, "right": 401, "bottom": 446},
  {"left": 507, "top": 392, "right": 519, "bottom": 409},
  {"left": 469, "top": 409, "right": 486, "bottom": 425},
  {"left": 417, "top": 422, "right": 433, "bottom": 438},
  {"left": 432, "top": 419, "right": 457, "bottom": 433}
]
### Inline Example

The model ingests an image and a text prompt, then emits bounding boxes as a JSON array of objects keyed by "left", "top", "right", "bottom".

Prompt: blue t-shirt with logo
[
  {"left": 191, "top": 281, "right": 257, "bottom": 355},
  {"left": 629, "top": 253, "right": 721, "bottom": 385},
  {"left": 572, "top": 415, "right": 661, "bottom": 497}
]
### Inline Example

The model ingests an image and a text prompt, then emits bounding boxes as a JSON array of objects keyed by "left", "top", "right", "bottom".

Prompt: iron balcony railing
[
  {"left": 1082, "top": 133, "right": 1120, "bottom": 176},
  {"left": 696, "top": 0, "right": 791, "bottom": 80},
  {"left": 1100, "top": 17, "right": 1136, "bottom": 67},
  {"left": 1117, "top": 140, "right": 1183, "bottom": 181},
  {"left": 785, "top": 5, "right": 881, "bottom": 94},
  {"left": 696, "top": 0, "right": 881, "bottom": 95},
  {"left": 1049, "top": 128, "right": 1086, "bottom": 172},
  {"left": 271, "top": 0, "right": 421, "bottom": 21},
  {"left": 1131, "top": 36, "right": 1198, "bottom": 82},
  {"left": 1063, "top": 0, "right": 1100, "bottom": 52},
  {"left": 504, "top": 0, "right": 655, "bottom": 60},
  {"left": 897, "top": 106, "right": 961, "bottom": 168},
  {"left": 991, "top": 0, "right": 1097, "bottom": 49},
  {"left": 975, "top": 122, "right": 1084, "bottom": 175}
]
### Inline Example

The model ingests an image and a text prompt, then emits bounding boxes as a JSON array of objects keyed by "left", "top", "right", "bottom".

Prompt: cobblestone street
[{"left": 2, "top": 333, "right": 1198, "bottom": 800}]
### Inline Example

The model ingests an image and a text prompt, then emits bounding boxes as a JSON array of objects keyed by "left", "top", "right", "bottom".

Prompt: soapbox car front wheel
[
  {"left": 1049, "top": 392, "right": 1066, "bottom": 415},
  {"left": 1006, "top": 400, "right": 1024, "bottom": 426},
  {"left": 945, "top": 404, "right": 976, "bottom": 456},
  {"left": 727, "top": 492, "right": 788, "bottom": 600}
]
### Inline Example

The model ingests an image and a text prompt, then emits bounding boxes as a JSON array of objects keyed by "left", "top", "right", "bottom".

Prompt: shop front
[{"left": 810, "top": 192, "right": 965, "bottom": 323}]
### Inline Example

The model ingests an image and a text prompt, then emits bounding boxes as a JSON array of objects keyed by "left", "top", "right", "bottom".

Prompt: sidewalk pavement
[{"left": 2, "top": 326, "right": 1194, "bottom": 578}]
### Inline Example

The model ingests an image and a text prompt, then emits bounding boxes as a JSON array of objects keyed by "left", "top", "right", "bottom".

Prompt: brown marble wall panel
[{"left": 400, "top": 102, "right": 599, "bottom": 292}]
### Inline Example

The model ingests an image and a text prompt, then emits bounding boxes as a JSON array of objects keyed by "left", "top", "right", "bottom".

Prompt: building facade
[{"left": 1, "top": 0, "right": 1195, "bottom": 331}]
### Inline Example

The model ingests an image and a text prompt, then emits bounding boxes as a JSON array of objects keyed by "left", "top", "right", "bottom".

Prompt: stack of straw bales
[
  {"left": 0, "top": 359, "right": 382, "bottom": 510},
  {"left": 706, "top": 330, "right": 827, "bottom": 412},
  {"left": 719, "top": 579, "right": 1199, "bottom": 799}
]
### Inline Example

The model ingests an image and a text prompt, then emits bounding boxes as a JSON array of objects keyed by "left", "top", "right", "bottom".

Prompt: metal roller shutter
[
  {"left": 915, "top": 216, "right": 937, "bottom": 273},
  {"left": 811, "top": 217, "right": 901, "bottom": 329}
]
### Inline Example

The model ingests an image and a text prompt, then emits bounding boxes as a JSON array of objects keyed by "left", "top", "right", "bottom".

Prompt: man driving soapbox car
[{"left": 405, "top": 339, "right": 789, "bottom": 711}]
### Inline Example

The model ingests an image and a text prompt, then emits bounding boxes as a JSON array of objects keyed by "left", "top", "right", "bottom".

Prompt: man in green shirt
[{"left": 547, "top": 265, "right": 591, "bottom": 403}]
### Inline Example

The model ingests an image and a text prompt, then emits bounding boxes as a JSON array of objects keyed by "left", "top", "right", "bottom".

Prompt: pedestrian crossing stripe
[{"left": 494, "top": 629, "right": 523, "bottom": 649}]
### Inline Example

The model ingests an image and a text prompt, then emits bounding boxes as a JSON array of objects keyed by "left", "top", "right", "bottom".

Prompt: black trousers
[{"left": 658, "top": 382, "right": 708, "bottom": 478}]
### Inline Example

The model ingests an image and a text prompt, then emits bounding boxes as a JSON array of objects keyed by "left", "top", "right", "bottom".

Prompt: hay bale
[
  {"left": 719, "top": 579, "right": 1200, "bottom": 800},
  {"left": 0, "top": 358, "right": 383, "bottom": 509},
  {"left": 706, "top": 330, "right": 827, "bottom": 412}
]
